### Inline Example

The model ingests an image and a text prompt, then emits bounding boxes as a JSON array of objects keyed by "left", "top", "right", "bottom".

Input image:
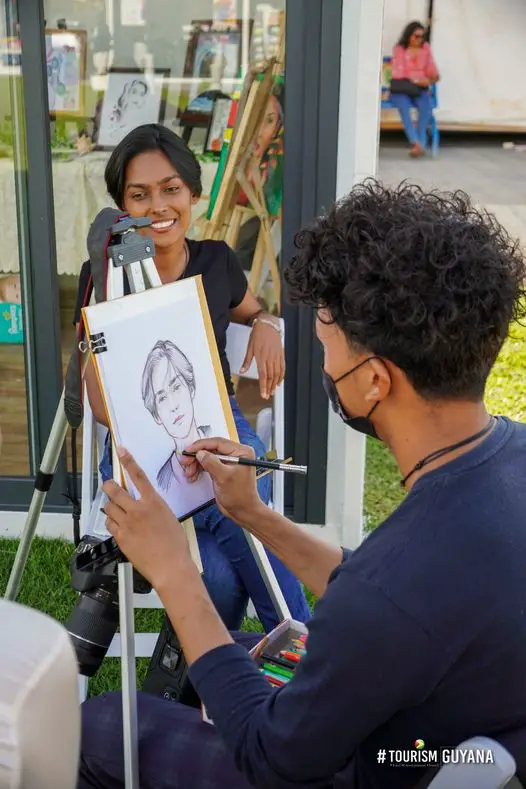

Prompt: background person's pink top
[{"left": 391, "top": 42, "right": 438, "bottom": 82}]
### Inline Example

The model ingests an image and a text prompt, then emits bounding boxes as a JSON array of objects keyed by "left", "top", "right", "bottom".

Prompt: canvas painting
[
  {"left": 82, "top": 276, "right": 238, "bottom": 521},
  {"left": 96, "top": 68, "right": 168, "bottom": 149},
  {"left": 45, "top": 29, "right": 86, "bottom": 116}
]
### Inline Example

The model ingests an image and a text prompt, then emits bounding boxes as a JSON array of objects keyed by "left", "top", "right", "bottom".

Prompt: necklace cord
[{"left": 401, "top": 416, "right": 496, "bottom": 488}]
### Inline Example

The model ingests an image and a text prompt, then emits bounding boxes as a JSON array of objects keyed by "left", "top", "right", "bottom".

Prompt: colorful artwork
[
  {"left": 193, "top": 29, "right": 240, "bottom": 81},
  {"left": 182, "top": 19, "right": 251, "bottom": 108},
  {"left": 45, "top": 30, "right": 86, "bottom": 117},
  {"left": 238, "top": 79, "right": 284, "bottom": 219}
]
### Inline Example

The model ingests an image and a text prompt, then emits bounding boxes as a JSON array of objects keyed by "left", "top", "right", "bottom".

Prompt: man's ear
[
  {"left": 191, "top": 193, "right": 199, "bottom": 205},
  {"left": 365, "top": 357, "right": 391, "bottom": 404}
]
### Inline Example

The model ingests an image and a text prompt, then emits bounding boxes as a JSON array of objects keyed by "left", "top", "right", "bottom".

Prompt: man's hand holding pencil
[{"left": 181, "top": 438, "right": 265, "bottom": 525}]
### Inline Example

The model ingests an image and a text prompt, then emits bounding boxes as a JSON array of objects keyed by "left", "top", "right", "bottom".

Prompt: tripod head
[
  {"left": 110, "top": 216, "right": 152, "bottom": 236},
  {"left": 108, "top": 215, "right": 156, "bottom": 268}
]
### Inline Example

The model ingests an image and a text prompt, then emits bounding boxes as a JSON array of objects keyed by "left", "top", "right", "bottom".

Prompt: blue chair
[{"left": 381, "top": 82, "right": 440, "bottom": 157}]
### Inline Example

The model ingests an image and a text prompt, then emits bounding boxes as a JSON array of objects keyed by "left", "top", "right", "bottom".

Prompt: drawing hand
[
  {"left": 179, "top": 451, "right": 202, "bottom": 484},
  {"left": 241, "top": 317, "right": 285, "bottom": 399},
  {"left": 185, "top": 437, "right": 264, "bottom": 525},
  {"left": 102, "top": 447, "right": 192, "bottom": 588}
]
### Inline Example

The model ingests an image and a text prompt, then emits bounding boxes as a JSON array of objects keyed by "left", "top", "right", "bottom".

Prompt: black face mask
[{"left": 321, "top": 357, "right": 382, "bottom": 440}]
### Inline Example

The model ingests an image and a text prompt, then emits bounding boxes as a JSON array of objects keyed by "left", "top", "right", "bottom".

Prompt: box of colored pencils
[
  {"left": 249, "top": 618, "right": 308, "bottom": 689},
  {"left": 202, "top": 619, "right": 308, "bottom": 724}
]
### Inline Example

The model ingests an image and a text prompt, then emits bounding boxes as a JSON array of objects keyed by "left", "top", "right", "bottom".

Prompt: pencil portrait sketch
[
  {"left": 142, "top": 339, "right": 212, "bottom": 496},
  {"left": 83, "top": 277, "right": 235, "bottom": 520}
]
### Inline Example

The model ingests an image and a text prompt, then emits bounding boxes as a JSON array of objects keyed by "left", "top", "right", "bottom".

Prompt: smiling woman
[{"left": 72, "top": 123, "right": 311, "bottom": 634}]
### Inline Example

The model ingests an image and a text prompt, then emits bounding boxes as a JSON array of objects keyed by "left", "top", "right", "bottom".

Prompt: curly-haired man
[{"left": 79, "top": 182, "right": 526, "bottom": 789}]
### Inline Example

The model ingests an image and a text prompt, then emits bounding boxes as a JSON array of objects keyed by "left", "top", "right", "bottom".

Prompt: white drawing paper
[{"left": 83, "top": 276, "right": 237, "bottom": 521}]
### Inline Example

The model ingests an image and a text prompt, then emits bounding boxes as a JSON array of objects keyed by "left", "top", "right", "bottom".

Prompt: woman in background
[{"left": 389, "top": 21, "right": 440, "bottom": 158}]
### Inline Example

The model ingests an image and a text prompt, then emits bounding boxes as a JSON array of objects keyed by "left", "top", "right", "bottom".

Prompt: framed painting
[
  {"left": 82, "top": 276, "right": 238, "bottom": 522},
  {"left": 45, "top": 28, "right": 87, "bottom": 118},
  {"left": 94, "top": 67, "right": 170, "bottom": 150},
  {"left": 181, "top": 18, "right": 252, "bottom": 109}
]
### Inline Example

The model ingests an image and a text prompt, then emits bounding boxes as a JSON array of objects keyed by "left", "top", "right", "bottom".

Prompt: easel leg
[
  {"left": 248, "top": 224, "right": 267, "bottom": 299},
  {"left": 261, "top": 220, "right": 281, "bottom": 312},
  {"left": 224, "top": 206, "right": 244, "bottom": 249}
]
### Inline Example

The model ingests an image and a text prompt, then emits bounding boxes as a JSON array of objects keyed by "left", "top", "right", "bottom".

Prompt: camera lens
[{"left": 65, "top": 586, "right": 119, "bottom": 677}]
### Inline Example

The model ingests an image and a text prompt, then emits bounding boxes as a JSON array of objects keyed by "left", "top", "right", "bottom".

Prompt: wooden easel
[{"left": 198, "top": 15, "right": 285, "bottom": 312}]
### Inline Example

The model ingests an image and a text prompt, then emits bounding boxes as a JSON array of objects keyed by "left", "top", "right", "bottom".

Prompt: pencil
[{"left": 181, "top": 451, "right": 308, "bottom": 476}]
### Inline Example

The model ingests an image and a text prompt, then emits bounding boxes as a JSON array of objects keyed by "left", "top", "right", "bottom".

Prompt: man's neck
[{"left": 387, "top": 400, "right": 492, "bottom": 491}]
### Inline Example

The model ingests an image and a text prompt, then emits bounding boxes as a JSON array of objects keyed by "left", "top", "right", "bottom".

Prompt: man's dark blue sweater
[{"left": 189, "top": 416, "right": 526, "bottom": 788}]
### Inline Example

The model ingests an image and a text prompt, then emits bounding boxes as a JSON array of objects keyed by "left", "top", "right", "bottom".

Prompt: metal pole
[
  {"left": 4, "top": 391, "right": 68, "bottom": 600},
  {"left": 118, "top": 562, "right": 139, "bottom": 789}
]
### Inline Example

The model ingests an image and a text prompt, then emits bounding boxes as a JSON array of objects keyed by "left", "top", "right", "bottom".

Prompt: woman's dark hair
[
  {"left": 398, "top": 20, "right": 426, "bottom": 48},
  {"left": 284, "top": 180, "right": 526, "bottom": 401},
  {"left": 104, "top": 123, "right": 203, "bottom": 208}
]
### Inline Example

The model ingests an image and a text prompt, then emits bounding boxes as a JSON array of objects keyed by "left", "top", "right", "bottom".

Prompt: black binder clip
[{"left": 90, "top": 333, "right": 107, "bottom": 354}]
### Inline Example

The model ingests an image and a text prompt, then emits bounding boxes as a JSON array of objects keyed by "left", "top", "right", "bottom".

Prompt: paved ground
[{"left": 377, "top": 139, "right": 526, "bottom": 248}]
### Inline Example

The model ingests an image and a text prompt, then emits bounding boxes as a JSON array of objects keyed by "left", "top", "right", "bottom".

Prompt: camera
[{"left": 65, "top": 535, "right": 152, "bottom": 677}]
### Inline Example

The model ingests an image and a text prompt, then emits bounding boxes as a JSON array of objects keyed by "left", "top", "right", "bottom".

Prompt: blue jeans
[
  {"left": 99, "top": 398, "right": 311, "bottom": 633},
  {"left": 389, "top": 90, "right": 433, "bottom": 147}
]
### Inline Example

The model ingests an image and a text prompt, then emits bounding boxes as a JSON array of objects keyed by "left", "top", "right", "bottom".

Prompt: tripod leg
[
  {"left": 5, "top": 391, "right": 69, "bottom": 601},
  {"left": 119, "top": 561, "right": 140, "bottom": 789}
]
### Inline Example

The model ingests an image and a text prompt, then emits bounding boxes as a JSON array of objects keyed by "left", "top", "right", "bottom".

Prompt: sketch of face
[
  {"left": 111, "top": 80, "right": 148, "bottom": 126},
  {"left": 124, "top": 151, "right": 199, "bottom": 251},
  {"left": 129, "top": 79, "right": 147, "bottom": 108},
  {"left": 151, "top": 357, "right": 195, "bottom": 440}
]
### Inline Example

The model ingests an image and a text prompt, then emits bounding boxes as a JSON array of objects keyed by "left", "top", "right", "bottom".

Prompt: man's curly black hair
[{"left": 284, "top": 180, "right": 526, "bottom": 400}]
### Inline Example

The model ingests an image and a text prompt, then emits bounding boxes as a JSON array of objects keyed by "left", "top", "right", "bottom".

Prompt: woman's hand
[
  {"left": 182, "top": 437, "right": 265, "bottom": 525},
  {"left": 241, "top": 316, "right": 284, "bottom": 399},
  {"left": 102, "top": 447, "right": 192, "bottom": 588}
]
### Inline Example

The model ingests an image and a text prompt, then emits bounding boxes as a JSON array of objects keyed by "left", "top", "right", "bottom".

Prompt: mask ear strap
[
  {"left": 334, "top": 355, "right": 382, "bottom": 384},
  {"left": 366, "top": 401, "right": 379, "bottom": 419}
]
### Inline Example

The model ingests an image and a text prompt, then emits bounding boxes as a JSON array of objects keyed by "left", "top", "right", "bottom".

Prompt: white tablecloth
[{"left": 0, "top": 154, "right": 217, "bottom": 277}]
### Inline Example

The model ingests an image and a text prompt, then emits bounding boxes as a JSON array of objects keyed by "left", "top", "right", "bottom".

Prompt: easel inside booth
[{"left": 195, "top": 14, "right": 285, "bottom": 316}]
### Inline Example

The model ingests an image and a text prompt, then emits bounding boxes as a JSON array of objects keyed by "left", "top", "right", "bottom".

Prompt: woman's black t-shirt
[{"left": 73, "top": 238, "right": 248, "bottom": 396}]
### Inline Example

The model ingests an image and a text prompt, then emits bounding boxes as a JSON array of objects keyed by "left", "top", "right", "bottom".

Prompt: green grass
[{"left": 1, "top": 322, "right": 525, "bottom": 693}]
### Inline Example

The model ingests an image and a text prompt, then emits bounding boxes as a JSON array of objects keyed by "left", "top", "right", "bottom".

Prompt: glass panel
[
  {"left": 44, "top": 0, "right": 286, "bottom": 470},
  {"left": 0, "top": 0, "right": 31, "bottom": 477}
]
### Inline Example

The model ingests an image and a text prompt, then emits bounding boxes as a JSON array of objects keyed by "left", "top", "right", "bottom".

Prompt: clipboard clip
[{"left": 79, "top": 332, "right": 107, "bottom": 355}]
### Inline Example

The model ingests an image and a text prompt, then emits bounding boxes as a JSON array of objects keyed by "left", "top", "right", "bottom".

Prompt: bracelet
[{"left": 252, "top": 316, "right": 282, "bottom": 334}]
